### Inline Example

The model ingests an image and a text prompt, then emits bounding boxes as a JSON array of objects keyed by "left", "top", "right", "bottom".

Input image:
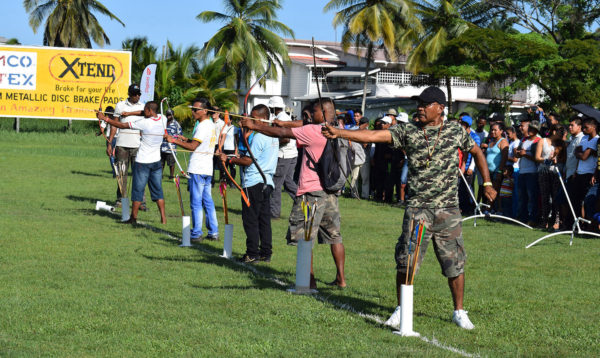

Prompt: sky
[{"left": 0, "top": 0, "right": 340, "bottom": 49}]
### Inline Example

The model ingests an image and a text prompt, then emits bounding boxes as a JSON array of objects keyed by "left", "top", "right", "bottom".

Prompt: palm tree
[
  {"left": 24, "top": 0, "right": 124, "bottom": 48},
  {"left": 122, "top": 37, "right": 158, "bottom": 84},
  {"left": 404, "top": 0, "right": 493, "bottom": 113},
  {"left": 197, "top": 0, "right": 294, "bottom": 90},
  {"left": 324, "top": 0, "right": 422, "bottom": 113}
]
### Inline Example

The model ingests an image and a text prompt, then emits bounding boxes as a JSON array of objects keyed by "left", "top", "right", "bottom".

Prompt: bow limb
[
  {"left": 161, "top": 97, "right": 190, "bottom": 179},
  {"left": 242, "top": 60, "right": 271, "bottom": 190},
  {"left": 218, "top": 111, "right": 250, "bottom": 207}
]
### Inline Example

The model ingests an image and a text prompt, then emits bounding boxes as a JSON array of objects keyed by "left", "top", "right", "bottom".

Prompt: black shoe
[
  {"left": 239, "top": 254, "right": 258, "bottom": 264},
  {"left": 258, "top": 256, "right": 271, "bottom": 263},
  {"left": 191, "top": 236, "right": 204, "bottom": 244},
  {"left": 139, "top": 204, "right": 148, "bottom": 212},
  {"left": 205, "top": 234, "right": 219, "bottom": 241}
]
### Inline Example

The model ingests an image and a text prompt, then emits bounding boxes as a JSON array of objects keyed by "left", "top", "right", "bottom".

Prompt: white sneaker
[
  {"left": 452, "top": 310, "right": 475, "bottom": 330},
  {"left": 384, "top": 305, "right": 401, "bottom": 328}
]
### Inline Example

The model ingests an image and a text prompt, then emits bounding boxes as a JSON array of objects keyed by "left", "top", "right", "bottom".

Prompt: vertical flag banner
[
  {"left": 0, "top": 45, "right": 131, "bottom": 120},
  {"left": 139, "top": 64, "right": 157, "bottom": 104}
]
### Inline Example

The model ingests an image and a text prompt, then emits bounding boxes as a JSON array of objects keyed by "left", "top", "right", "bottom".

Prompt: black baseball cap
[
  {"left": 359, "top": 116, "right": 370, "bottom": 124},
  {"left": 128, "top": 84, "right": 141, "bottom": 96},
  {"left": 411, "top": 86, "right": 447, "bottom": 106}
]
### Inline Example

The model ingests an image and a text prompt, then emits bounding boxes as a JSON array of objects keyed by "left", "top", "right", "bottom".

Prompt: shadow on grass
[
  {"left": 67, "top": 195, "right": 103, "bottom": 204},
  {"left": 70, "top": 170, "right": 106, "bottom": 178}
]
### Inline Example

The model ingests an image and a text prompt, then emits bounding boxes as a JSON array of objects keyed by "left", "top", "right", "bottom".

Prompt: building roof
[
  {"left": 326, "top": 67, "right": 380, "bottom": 78},
  {"left": 285, "top": 38, "right": 407, "bottom": 65},
  {"left": 290, "top": 56, "right": 345, "bottom": 68}
]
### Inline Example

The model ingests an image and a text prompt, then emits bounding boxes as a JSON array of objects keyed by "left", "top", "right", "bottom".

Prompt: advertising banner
[
  {"left": 0, "top": 45, "right": 131, "bottom": 120},
  {"left": 139, "top": 64, "right": 156, "bottom": 104}
]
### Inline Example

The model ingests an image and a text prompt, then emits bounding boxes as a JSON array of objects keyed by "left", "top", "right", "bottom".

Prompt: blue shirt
[
  {"left": 239, "top": 132, "right": 279, "bottom": 188},
  {"left": 466, "top": 130, "right": 481, "bottom": 168},
  {"left": 161, "top": 120, "right": 183, "bottom": 152}
]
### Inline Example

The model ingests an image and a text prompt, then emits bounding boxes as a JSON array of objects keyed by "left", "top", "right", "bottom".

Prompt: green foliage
[
  {"left": 1, "top": 131, "right": 599, "bottom": 356},
  {"left": 197, "top": 0, "right": 294, "bottom": 90},
  {"left": 23, "top": 0, "right": 124, "bottom": 48},
  {"left": 439, "top": 28, "right": 600, "bottom": 115}
]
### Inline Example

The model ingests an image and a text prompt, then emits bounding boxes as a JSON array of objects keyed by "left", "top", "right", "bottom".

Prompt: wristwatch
[{"left": 482, "top": 182, "right": 493, "bottom": 187}]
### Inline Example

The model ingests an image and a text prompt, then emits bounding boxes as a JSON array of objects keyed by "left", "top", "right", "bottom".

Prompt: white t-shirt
[
  {"left": 114, "top": 99, "right": 145, "bottom": 148},
  {"left": 566, "top": 132, "right": 584, "bottom": 178},
  {"left": 508, "top": 139, "right": 521, "bottom": 170},
  {"left": 519, "top": 139, "right": 538, "bottom": 174},
  {"left": 188, "top": 119, "right": 217, "bottom": 175},
  {"left": 276, "top": 111, "right": 298, "bottom": 159},
  {"left": 221, "top": 124, "right": 238, "bottom": 151},
  {"left": 576, "top": 135, "right": 598, "bottom": 175},
  {"left": 129, "top": 115, "right": 167, "bottom": 164},
  {"left": 214, "top": 118, "right": 225, "bottom": 146}
]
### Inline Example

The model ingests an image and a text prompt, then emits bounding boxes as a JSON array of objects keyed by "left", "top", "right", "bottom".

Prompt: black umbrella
[{"left": 572, "top": 104, "right": 600, "bottom": 122}]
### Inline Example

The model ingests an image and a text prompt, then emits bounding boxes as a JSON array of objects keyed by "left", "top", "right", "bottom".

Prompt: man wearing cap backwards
[
  {"left": 110, "top": 84, "right": 145, "bottom": 207},
  {"left": 269, "top": 96, "right": 299, "bottom": 219},
  {"left": 322, "top": 86, "right": 496, "bottom": 330}
]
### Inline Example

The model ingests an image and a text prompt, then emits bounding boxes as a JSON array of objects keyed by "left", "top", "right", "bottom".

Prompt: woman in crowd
[
  {"left": 485, "top": 122, "right": 509, "bottom": 212},
  {"left": 535, "top": 124, "right": 566, "bottom": 230}
]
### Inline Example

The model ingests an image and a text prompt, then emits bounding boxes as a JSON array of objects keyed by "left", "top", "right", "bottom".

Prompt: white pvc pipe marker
[
  {"left": 221, "top": 224, "right": 233, "bottom": 258},
  {"left": 396, "top": 285, "right": 420, "bottom": 337},
  {"left": 121, "top": 198, "right": 130, "bottom": 222},
  {"left": 287, "top": 239, "right": 314, "bottom": 294},
  {"left": 95, "top": 201, "right": 115, "bottom": 212},
  {"left": 180, "top": 216, "right": 191, "bottom": 247}
]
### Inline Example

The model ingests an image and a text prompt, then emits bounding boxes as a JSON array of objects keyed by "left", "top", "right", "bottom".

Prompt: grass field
[{"left": 1, "top": 122, "right": 599, "bottom": 357}]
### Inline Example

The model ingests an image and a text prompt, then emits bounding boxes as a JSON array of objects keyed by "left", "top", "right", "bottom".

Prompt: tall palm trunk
[
  {"left": 445, "top": 75, "right": 453, "bottom": 115},
  {"left": 361, "top": 42, "right": 374, "bottom": 114}
]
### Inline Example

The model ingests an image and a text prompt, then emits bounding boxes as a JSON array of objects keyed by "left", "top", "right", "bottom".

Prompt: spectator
[
  {"left": 516, "top": 120, "right": 541, "bottom": 226},
  {"left": 373, "top": 116, "right": 393, "bottom": 201},
  {"left": 211, "top": 107, "right": 225, "bottom": 185},
  {"left": 458, "top": 114, "right": 480, "bottom": 215},
  {"left": 474, "top": 116, "right": 488, "bottom": 203},
  {"left": 357, "top": 113, "right": 372, "bottom": 199},
  {"left": 160, "top": 109, "right": 183, "bottom": 179},
  {"left": 485, "top": 122, "right": 509, "bottom": 212},
  {"left": 535, "top": 124, "right": 565, "bottom": 231},
  {"left": 506, "top": 126, "right": 521, "bottom": 217},
  {"left": 559, "top": 117, "right": 585, "bottom": 225},
  {"left": 100, "top": 106, "right": 117, "bottom": 178},
  {"left": 386, "top": 108, "right": 398, "bottom": 125},
  {"left": 568, "top": 118, "right": 598, "bottom": 222},
  {"left": 269, "top": 96, "right": 299, "bottom": 219}
]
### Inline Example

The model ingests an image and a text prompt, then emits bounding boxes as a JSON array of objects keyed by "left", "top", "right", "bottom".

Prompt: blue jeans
[
  {"left": 189, "top": 174, "right": 218, "bottom": 238},
  {"left": 131, "top": 161, "right": 163, "bottom": 202},
  {"left": 518, "top": 172, "right": 539, "bottom": 223}
]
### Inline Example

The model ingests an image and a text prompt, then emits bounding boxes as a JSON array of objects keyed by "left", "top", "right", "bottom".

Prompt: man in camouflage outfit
[{"left": 322, "top": 86, "right": 496, "bottom": 330}]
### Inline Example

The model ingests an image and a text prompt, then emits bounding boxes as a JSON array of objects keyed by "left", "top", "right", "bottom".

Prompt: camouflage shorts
[
  {"left": 287, "top": 191, "right": 343, "bottom": 245},
  {"left": 395, "top": 206, "right": 466, "bottom": 278}
]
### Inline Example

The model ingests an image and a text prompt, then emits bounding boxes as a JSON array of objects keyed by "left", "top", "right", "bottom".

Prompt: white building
[{"left": 241, "top": 38, "right": 540, "bottom": 119}]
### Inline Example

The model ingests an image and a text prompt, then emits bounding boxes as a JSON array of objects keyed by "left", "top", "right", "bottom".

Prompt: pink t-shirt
[{"left": 292, "top": 124, "right": 327, "bottom": 195}]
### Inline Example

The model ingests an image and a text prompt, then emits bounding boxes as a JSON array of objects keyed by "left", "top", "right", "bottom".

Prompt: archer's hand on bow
[
  {"left": 96, "top": 110, "right": 107, "bottom": 122},
  {"left": 321, "top": 123, "right": 340, "bottom": 139},
  {"left": 217, "top": 152, "right": 229, "bottom": 163},
  {"left": 240, "top": 117, "right": 255, "bottom": 130},
  {"left": 165, "top": 134, "right": 176, "bottom": 143},
  {"left": 483, "top": 186, "right": 497, "bottom": 203}
]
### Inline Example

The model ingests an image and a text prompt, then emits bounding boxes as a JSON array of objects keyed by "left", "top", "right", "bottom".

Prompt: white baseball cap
[
  {"left": 381, "top": 116, "right": 392, "bottom": 124},
  {"left": 268, "top": 96, "right": 285, "bottom": 108},
  {"left": 397, "top": 112, "right": 409, "bottom": 123}
]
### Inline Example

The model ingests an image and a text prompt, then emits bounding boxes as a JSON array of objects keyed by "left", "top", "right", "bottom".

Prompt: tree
[
  {"left": 402, "top": 0, "right": 495, "bottom": 114},
  {"left": 324, "top": 0, "right": 422, "bottom": 113},
  {"left": 437, "top": 28, "right": 600, "bottom": 115},
  {"left": 122, "top": 37, "right": 158, "bottom": 84},
  {"left": 24, "top": 0, "right": 124, "bottom": 48},
  {"left": 197, "top": 0, "right": 294, "bottom": 91},
  {"left": 485, "top": 0, "right": 600, "bottom": 44}
]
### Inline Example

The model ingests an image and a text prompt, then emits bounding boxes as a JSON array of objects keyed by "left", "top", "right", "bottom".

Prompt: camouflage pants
[
  {"left": 287, "top": 191, "right": 343, "bottom": 245},
  {"left": 395, "top": 206, "right": 466, "bottom": 278}
]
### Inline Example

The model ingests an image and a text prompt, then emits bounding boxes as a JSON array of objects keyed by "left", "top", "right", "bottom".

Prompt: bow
[
  {"left": 311, "top": 37, "right": 326, "bottom": 124},
  {"left": 218, "top": 110, "right": 250, "bottom": 207},
  {"left": 242, "top": 59, "right": 271, "bottom": 191},
  {"left": 161, "top": 97, "right": 190, "bottom": 179}
]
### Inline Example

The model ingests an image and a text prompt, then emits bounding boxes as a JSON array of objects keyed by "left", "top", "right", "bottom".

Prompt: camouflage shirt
[{"left": 389, "top": 121, "right": 475, "bottom": 208}]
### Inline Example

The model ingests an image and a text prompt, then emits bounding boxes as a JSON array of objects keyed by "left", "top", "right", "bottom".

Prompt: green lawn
[{"left": 0, "top": 126, "right": 598, "bottom": 357}]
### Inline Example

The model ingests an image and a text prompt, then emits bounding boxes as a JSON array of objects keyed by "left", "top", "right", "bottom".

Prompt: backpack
[{"left": 306, "top": 137, "right": 354, "bottom": 193}]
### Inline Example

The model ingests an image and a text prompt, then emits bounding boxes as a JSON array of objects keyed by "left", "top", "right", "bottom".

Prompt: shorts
[
  {"left": 400, "top": 160, "right": 408, "bottom": 185},
  {"left": 161, "top": 151, "right": 176, "bottom": 166},
  {"left": 131, "top": 161, "right": 164, "bottom": 202},
  {"left": 395, "top": 206, "right": 466, "bottom": 278},
  {"left": 288, "top": 191, "right": 343, "bottom": 245}
]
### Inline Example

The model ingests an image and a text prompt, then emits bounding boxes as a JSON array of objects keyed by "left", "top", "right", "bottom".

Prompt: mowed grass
[{"left": 0, "top": 126, "right": 599, "bottom": 357}]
